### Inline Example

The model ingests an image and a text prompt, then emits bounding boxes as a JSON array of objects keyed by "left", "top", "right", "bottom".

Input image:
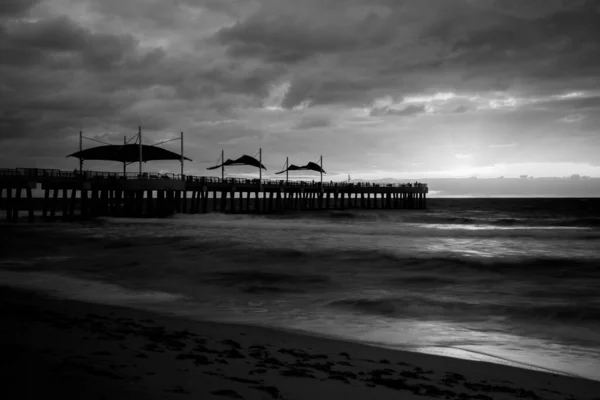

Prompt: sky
[{"left": 1, "top": 0, "right": 600, "bottom": 181}]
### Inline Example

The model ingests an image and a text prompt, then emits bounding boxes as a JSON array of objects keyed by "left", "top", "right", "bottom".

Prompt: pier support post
[
  {"left": 230, "top": 190, "right": 236, "bottom": 213},
  {"left": 69, "top": 188, "right": 76, "bottom": 220},
  {"left": 200, "top": 191, "right": 205, "bottom": 212},
  {"left": 26, "top": 186, "right": 34, "bottom": 222},
  {"left": 101, "top": 189, "right": 109, "bottom": 216},
  {"left": 5, "top": 188, "right": 12, "bottom": 222},
  {"left": 220, "top": 191, "right": 226, "bottom": 213},
  {"left": 157, "top": 190, "right": 165, "bottom": 216},
  {"left": 192, "top": 191, "right": 198, "bottom": 214},
  {"left": 147, "top": 190, "right": 155, "bottom": 216},
  {"left": 90, "top": 189, "right": 97, "bottom": 217},
  {"left": 61, "top": 188, "right": 69, "bottom": 222},
  {"left": 201, "top": 190, "right": 207, "bottom": 213},
  {"left": 167, "top": 191, "right": 174, "bottom": 215},
  {"left": 175, "top": 191, "right": 181, "bottom": 213},
  {"left": 168, "top": 191, "right": 174, "bottom": 215},
  {"left": 12, "top": 187, "right": 21, "bottom": 222},
  {"left": 42, "top": 189, "right": 49, "bottom": 219},
  {"left": 50, "top": 188, "right": 58, "bottom": 221},
  {"left": 107, "top": 190, "right": 113, "bottom": 216},
  {"left": 137, "top": 190, "right": 145, "bottom": 216},
  {"left": 81, "top": 189, "right": 88, "bottom": 217},
  {"left": 198, "top": 190, "right": 203, "bottom": 214},
  {"left": 113, "top": 189, "right": 121, "bottom": 217}
]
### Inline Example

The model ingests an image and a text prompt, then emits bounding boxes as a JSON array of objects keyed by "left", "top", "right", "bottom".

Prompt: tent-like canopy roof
[
  {"left": 67, "top": 144, "right": 191, "bottom": 163},
  {"left": 276, "top": 162, "right": 325, "bottom": 174},
  {"left": 207, "top": 155, "right": 266, "bottom": 170}
]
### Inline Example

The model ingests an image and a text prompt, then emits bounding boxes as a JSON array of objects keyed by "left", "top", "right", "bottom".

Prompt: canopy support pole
[
  {"left": 259, "top": 148, "right": 263, "bottom": 191},
  {"left": 320, "top": 155, "right": 323, "bottom": 186},
  {"left": 138, "top": 125, "right": 143, "bottom": 177},
  {"left": 180, "top": 131, "right": 184, "bottom": 179},
  {"left": 221, "top": 149, "right": 224, "bottom": 180},
  {"left": 286, "top": 156, "right": 289, "bottom": 183},
  {"left": 79, "top": 130, "right": 83, "bottom": 175},
  {"left": 123, "top": 136, "right": 127, "bottom": 177}
]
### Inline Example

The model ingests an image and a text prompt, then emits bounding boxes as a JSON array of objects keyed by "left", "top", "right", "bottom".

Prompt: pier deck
[{"left": 0, "top": 168, "right": 428, "bottom": 222}]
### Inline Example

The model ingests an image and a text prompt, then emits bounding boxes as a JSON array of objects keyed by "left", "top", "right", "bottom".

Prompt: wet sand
[{"left": 2, "top": 286, "right": 599, "bottom": 400}]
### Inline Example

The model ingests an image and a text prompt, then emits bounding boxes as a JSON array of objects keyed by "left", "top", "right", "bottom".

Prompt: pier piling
[{"left": 1, "top": 168, "right": 428, "bottom": 222}]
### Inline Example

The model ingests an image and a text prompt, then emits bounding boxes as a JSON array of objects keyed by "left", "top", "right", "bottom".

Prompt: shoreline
[
  {"left": 0, "top": 267, "right": 588, "bottom": 382},
  {"left": 2, "top": 285, "right": 599, "bottom": 400}
]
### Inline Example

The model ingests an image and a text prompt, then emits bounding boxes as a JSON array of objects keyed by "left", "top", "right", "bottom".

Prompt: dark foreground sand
[{"left": 1, "top": 286, "right": 599, "bottom": 400}]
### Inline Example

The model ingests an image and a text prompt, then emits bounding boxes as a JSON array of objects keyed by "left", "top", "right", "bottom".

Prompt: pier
[{"left": 0, "top": 167, "right": 428, "bottom": 222}]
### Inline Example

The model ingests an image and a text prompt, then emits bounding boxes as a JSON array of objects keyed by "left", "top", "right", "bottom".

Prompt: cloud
[
  {"left": 451, "top": 105, "right": 469, "bottom": 113},
  {"left": 454, "top": 153, "right": 472, "bottom": 159},
  {"left": 214, "top": 0, "right": 399, "bottom": 64},
  {"left": 1, "top": 0, "right": 600, "bottom": 179},
  {"left": 292, "top": 115, "right": 332, "bottom": 130},
  {"left": 560, "top": 114, "right": 584, "bottom": 123},
  {"left": 370, "top": 104, "right": 427, "bottom": 117},
  {"left": 0, "top": 0, "right": 40, "bottom": 17}
]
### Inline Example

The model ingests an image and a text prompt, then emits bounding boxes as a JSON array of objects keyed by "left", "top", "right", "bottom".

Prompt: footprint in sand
[
  {"left": 164, "top": 386, "right": 190, "bottom": 395},
  {"left": 210, "top": 389, "right": 244, "bottom": 399}
]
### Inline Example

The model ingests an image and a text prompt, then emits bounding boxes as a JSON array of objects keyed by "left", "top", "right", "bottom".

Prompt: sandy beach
[{"left": 2, "top": 286, "right": 599, "bottom": 400}]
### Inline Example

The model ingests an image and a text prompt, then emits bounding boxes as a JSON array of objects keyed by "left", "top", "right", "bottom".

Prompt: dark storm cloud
[
  {"left": 214, "top": 0, "right": 409, "bottom": 65},
  {"left": 0, "top": 0, "right": 40, "bottom": 17},
  {"left": 3, "top": 0, "right": 600, "bottom": 176},
  {"left": 425, "top": 1, "right": 600, "bottom": 91},
  {"left": 0, "top": 15, "right": 157, "bottom": 70},
  {"left": 0, "top": 7, "right": 283, "bottom": 145},
  {"left": 213, "top": 0, "right": 600, "bottom": 109},
  {"left": 90, "top": 0, "right": 254, "bottom": 25},
  {"left": 216, "top": 16, "right": 367, "bottom": 63},
  {"left": 0, "top": 14, "right": 165, "bottom": 141}
]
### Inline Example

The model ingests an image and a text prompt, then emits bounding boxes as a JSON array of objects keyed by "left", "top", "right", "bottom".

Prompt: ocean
[{"left": 1, "top": 198, "right": 599, "bottom": 381}]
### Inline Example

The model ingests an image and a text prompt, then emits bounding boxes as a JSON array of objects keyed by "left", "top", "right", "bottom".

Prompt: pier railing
[{"left": 0, "top": 167, "right": 428, "bottom": 189}]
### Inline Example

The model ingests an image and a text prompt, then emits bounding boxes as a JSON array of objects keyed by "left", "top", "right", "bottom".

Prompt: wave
[
  {"left": 327, "top": 296, "right": 600, "bottom": 325},
  {"left": 228, "top": 249, "right": 600, "bottom": 278},
  {"left": 280, "top": 209, "right": 600, "bottom": 228},
  {"left": 204, "top": 270, "right": 334, "bottom": 294},
  {"left": 393, "top": 275, "right": 458, "bottom": 286}
]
